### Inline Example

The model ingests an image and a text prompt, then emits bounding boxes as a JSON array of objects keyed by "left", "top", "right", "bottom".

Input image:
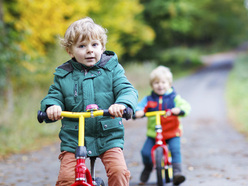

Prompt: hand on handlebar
[
  {"left": 46, "top": 105, "right": 63, "bottom": 121},
  {"left": 133, "top": 108, "right": 184, "bottom": 119},
  {"left": 133, "top": 110, "right": 145, "bottom": 119},
  {"left": 108, "top": 104, "right": 126, "bottom": 118},
  {"left": 171, "top": 108, "right": 181, "bottom": 116},
  {"left": 167, "top": 108, "right": 186, "bottom": 116}
]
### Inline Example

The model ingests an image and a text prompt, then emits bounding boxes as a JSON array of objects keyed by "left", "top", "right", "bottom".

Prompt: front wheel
[
  {"left": 165, "top": 165, "right": 173, "bottom": 183},
  {"left": 95, "top": 177, "right": 105, "bottom": 186},
  {"left": 155, "top": 147, "right": 166, "bottom": 186}
]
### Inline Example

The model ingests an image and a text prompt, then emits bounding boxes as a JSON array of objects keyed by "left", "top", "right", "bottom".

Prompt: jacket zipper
[
  {"left": 159, "top": 96, "right": 163, "bottom": 110},
  {"left": 74, "top": 83, "right": 78, "bottom": 97},
  {"left": 81, "top": 69, "right": 88, "bottom": 75}
]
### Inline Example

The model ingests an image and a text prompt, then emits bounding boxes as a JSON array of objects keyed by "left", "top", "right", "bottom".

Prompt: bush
[{"left": 158, "top": 47, "right": 202, "bottom": 68}]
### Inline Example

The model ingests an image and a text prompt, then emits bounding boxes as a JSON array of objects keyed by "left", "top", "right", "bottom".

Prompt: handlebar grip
[
  {"left": 103, "top": 107, "right": 133, "bottom": 120},
  {"left": 37, "top": 110, "right": 49, "bottom": 123}
]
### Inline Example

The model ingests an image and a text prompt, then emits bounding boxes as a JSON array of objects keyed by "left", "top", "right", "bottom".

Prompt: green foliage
[
  {"left": 158, "top": 47, "right": 202, "bottom": 66},
  {"left": 89, "top": 0, "right": 155, "bottom": 57},
  {"left": 0, "top": 22, "right": 23, "bottom": 75},
  {"left": 226, "top": 53, "right": 248, "bottom": 135},
  {"left": 3, "top": 0, "right": 154, "bottom": 60},
  {"left": 134, "top": 0, "right": 248, "bottom": 65},
  {"left": 0, "top": 20, "right": 26, "bottom": 107},
  {"left": 1, "top": 0, "right": 155, "bottom": 91}
]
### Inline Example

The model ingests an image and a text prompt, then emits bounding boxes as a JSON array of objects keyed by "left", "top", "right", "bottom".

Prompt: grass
[
  {"left": 0, "top": 88, "right": 61, "bottom": 158},
  {"left": 124, "top": 62, "right": 155, "bottom": 100},
  {"left": 226, "top": 53, "right": 248, "bottom": 137},
  {"left": 0, "top": 46, "right": 68, "bottom": 159}
]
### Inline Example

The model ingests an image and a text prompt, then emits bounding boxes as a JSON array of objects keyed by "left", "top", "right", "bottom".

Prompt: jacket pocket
[
  {"left": 100, "top": 119, "right": 123, "bottom": 131},
  {"left": 100, "top": 119, "right": 124, "bottom": 138},
  {"left": 98, "top": 119, "right": 124, "bottom": 148}
]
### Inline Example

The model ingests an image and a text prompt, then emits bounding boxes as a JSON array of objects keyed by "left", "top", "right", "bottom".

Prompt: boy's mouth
[{"left": 86, "top": 57, "right": 95, "bottom": 60}]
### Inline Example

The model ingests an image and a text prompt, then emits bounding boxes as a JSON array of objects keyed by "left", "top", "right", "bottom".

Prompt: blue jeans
[{"left": 141, "top": 136, "right": 181, "bottom": 165}]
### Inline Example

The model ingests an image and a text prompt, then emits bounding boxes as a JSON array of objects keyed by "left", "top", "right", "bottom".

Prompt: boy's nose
[{"left": 87, "top": 46, "right": 93, "bottom": 53}]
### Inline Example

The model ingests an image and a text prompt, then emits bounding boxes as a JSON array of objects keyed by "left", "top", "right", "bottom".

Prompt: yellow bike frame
[
  {"left": 60, "top": 110, "right": 105, "bottom": 146},
  {"left": 145, "top": 110, "right": 166, "bottom": 126}
]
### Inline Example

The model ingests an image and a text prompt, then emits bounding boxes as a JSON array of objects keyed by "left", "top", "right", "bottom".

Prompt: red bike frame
[
  {"left": 71, "top": 150, "right": 93, "bottom": 186},
  {"left": 146, "top": 110, "right": 172, "bottom": 172}
]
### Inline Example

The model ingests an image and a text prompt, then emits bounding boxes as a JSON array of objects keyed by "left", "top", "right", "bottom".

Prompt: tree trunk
[
  {"left": 0, "top": 1, "right": 14, "bottom": 117},
  {"left": 6, "top": 68, "right": 14, "bottom": 114},
  {"left": 0, "top": 0, "right": 3, "bottom": 22}
]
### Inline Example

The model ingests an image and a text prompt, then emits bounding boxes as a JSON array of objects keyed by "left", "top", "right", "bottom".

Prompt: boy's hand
[
  {"left": 46, "top": 105, "right": 62, "bottom": 121},
  {"left": 134, "top": 110, "right": 145, "bottom": 118},
  {"left": 171, "top": 107, "right": 181, "bottom": 115},
  {"left": 108, "top": 104, "right": 126, "bottom": 118}
]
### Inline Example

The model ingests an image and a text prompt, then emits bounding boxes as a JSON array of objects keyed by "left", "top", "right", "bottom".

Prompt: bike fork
[
  {"left": 90, "top": 157, "right": 97, "bottom": 185},
  {"left": 71, "top": 146, "right": 93, "bottom": 186}
]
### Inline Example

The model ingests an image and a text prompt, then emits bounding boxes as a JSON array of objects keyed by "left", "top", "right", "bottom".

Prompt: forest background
[{"left": 0, "top": 0, "right": 248, "bottom": 157}]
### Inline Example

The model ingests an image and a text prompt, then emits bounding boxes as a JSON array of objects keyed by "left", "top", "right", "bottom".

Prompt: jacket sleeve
[
  {"left": 135, "top": 96, "right": 148, "bottom": 112},
  {"left": 40, "top": 75, "right": 65, "bottom": 112},
  {"left": 174, "top": 95, "right": 191, "bottom": 117},
  {"left": 112, "top": 64, "right": 138, "bottom": 112}
]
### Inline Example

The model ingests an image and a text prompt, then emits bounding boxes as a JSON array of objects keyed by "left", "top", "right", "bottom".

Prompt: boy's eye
[
  {"left": 92, "top": 43, "right": 98, "bottom": 47},
  {"left": 79, "top": 45, "right": 85, "bottom": 48}
]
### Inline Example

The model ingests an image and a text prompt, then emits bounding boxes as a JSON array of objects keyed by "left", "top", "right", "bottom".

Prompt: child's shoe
[
  {"left": 172, "top": 163, "right": 186, "bottom": 185},
  {"left": 139, "top": 163, "right": 153, "bottom": 183}
]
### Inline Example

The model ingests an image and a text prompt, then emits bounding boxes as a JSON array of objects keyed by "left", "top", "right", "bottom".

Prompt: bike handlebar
[
  {"left": 37, "top": 107, "right": 133, "bottom": 123},
  {"left": 132, "top": 109, "right": 185, "bottom": 119}
]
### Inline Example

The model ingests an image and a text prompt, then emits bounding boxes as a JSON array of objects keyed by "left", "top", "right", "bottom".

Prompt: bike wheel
[
  {"left": 165, "top": 166, "right": 173, "bottom": 183},
  {"left": 165, "top": 151, "right": 173, "bottom": 183},
  {"left": 155, "top": 147, "right": 166, "bottom": 186},
  {"left": 95, "top": 177, "right": 105, "bottom": 186}
]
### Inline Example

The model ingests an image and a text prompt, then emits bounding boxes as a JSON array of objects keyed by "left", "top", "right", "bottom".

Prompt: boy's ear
[
  {"left": 66, "top": 48, "right": 74, "bottom": 58},
  {"left": 101, "top": 45, "right": 105, "bottom": 53}
]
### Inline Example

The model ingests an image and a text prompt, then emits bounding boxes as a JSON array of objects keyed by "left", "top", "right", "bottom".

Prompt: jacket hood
[{"left": 98, "top": 51, "right": 118, "bottom": 71}]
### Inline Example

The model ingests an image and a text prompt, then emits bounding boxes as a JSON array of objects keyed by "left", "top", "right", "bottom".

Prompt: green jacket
[{"left": 41, "top": 51, "right": 138, "bottom": 156}]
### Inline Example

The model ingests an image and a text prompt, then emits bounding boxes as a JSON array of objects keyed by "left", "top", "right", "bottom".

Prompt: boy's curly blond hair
[
  {"left": 149, "top": 66, "right": 173, "bottom": 86},
  {"left": 60, "top": 17, "right": 108, "bottom": 51}
]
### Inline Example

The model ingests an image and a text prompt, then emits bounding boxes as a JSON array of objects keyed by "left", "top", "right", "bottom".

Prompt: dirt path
[{"left": 1, "top": 54, "right": 248, "bottom": 186}]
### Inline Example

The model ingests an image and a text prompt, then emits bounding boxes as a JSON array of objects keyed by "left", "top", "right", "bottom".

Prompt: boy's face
[
  {"left": 68, "top": 38, "right": 104, "bottom": 67},
  {"left": 152, "top": 78, "right": 171, "bottom": 95}
]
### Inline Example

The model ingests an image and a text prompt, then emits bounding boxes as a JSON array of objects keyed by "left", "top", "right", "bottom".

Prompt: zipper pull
[{"left": 74, "top": 84, "right": 78, "bottom": 97}]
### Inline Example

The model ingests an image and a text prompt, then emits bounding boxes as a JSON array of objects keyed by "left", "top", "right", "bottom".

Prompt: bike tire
[
  {"left": 165, "top": 151, "right": 173, "bottom": 183},
  {"left": 155, "top": 147, "right": 166, "bottom": 186},
  {"left": 95, "top": 177, "right": 105, "bottom": 186},
  {"left": 165, "top": 166, "right": 173, "bottom": 183}
]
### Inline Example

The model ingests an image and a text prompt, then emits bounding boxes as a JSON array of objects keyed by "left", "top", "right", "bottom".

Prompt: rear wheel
[{"left": 155, "top": 147, "right": 166, "bottom": 186}]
